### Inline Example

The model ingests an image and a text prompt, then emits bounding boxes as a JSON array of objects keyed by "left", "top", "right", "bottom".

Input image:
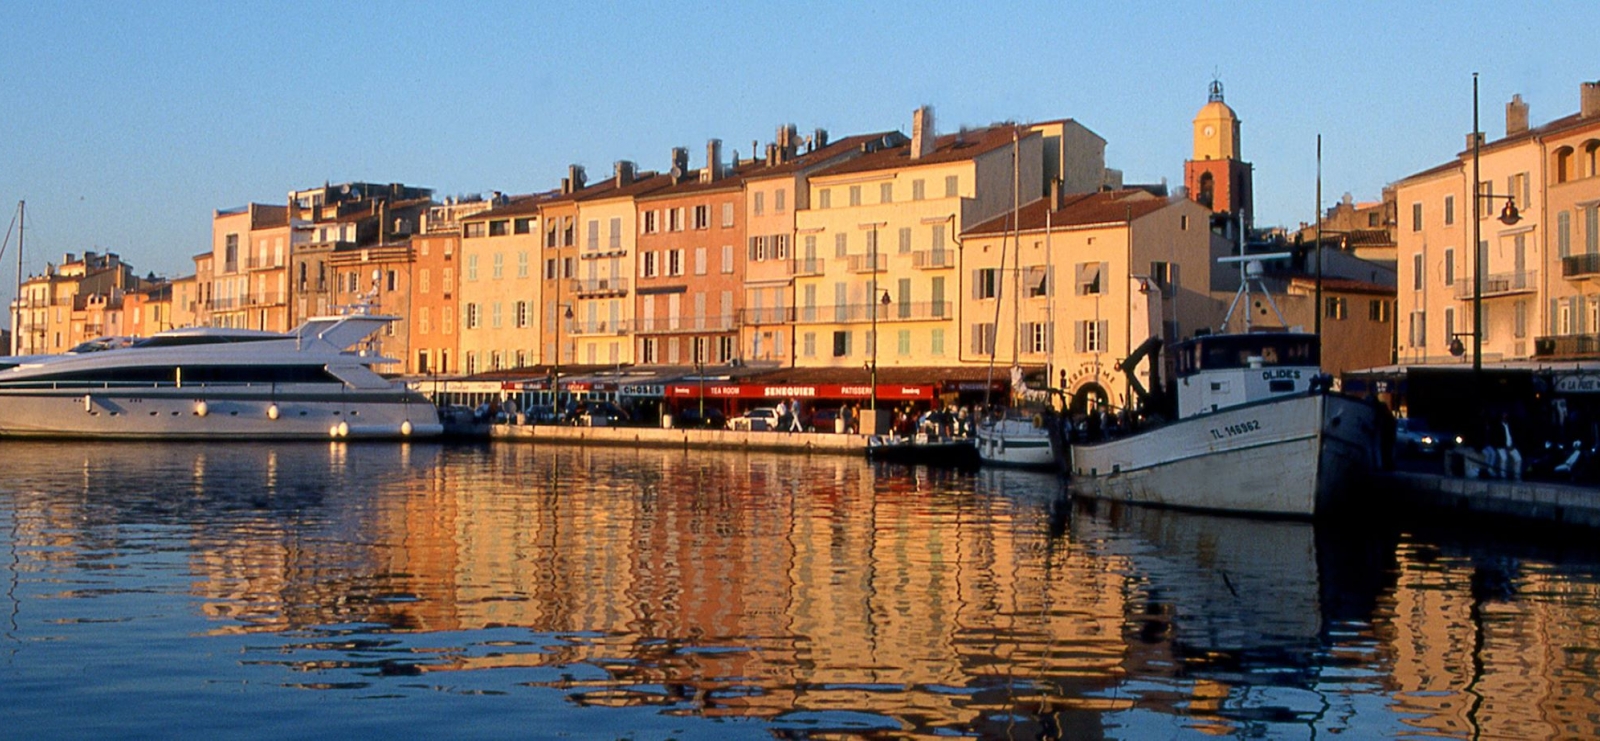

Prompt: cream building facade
[
  {"left": 1395, "top": 81, "right": 1600, "bottom": 364},
  {"left": 963, "top": 191, "right": 1217, "bottom": 411},
  {"left": 457, "top": 195, "right": 545, "bottom": 374}
]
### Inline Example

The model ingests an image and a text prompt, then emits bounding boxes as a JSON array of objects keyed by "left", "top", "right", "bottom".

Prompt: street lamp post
[
  {"left": 552, "top": 302, "right": 573, "bottom": 406},
  {"left": 1470, "top": 73, "right": 1523, "bottom": 374},
  {"left": 860, "top": 222, "right": 887, "bottom": 417}
]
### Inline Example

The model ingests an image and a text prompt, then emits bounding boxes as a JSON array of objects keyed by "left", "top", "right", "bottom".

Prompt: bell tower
[{"left": 1184, "top": 80, "right": 1253, "bottom": 229}]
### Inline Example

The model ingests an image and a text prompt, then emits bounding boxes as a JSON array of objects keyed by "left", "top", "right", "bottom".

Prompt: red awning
[{"left": 664, "top": 382, "right": 935, "bottom": 401}]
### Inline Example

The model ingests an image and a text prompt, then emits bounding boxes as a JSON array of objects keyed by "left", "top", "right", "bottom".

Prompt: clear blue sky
[{"left": 1, "top": 1, "right": 1596, "bottom": 311}]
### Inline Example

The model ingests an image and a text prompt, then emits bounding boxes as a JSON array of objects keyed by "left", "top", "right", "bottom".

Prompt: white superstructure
[{"left": 0, "top": 311, "right": 441, "bottom": 440}]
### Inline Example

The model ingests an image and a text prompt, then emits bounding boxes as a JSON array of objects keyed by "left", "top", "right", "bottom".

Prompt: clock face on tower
[{"left": 1203, "top": 125, "right": 1216, "bottom": 138}]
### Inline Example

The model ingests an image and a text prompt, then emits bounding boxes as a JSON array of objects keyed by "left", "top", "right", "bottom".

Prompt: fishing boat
[
  {"left": 1063, "top": 256, "right": 1381, "bottom": 517},
  {"left": 0, "top": 309, "right": 442, "bottom": 440}
]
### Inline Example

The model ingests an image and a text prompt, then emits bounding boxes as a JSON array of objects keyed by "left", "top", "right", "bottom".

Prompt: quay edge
[
  {"left": 491, "top": 423, "right": 871, "bottom": 456},
  {"left": 1370, "top": 470, "right": 1600, "bottom": 530}
]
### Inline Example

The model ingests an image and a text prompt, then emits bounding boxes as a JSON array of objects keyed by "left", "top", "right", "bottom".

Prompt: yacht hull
[
  {"left": 0, "top": 387, "right": 442, "bottom": 440},
  {"left": 1067, "top": 393, "right": 1378, "bottom": 517},
  {"left": 976, "top": 417, "right": 1057, "bottom": 470}
]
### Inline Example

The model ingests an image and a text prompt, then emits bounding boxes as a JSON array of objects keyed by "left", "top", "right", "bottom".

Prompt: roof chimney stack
[
  {"left": 669, "top": 147, "right": 689, "bottom": 181},
  {"left": 1583, "top": 80, "right": 1600, "bottom": 118},
  {"left": 1465, "top": 131, "right": 1485, "bottom": 151},
  {"left": 1506, "top": 94, "right": 1529, "bottom": 136},
  {"left": 701, "top": 139, "right": 722, "bottom": 183},
  {"left": 614, "top": 160, "right": 636, "bottom": 187},
  {"left": 563, "top": 164, "right": 587, "bottom": 194},
  {"left": 813, "top": 128, "right": 828, "bottom": 151},
  {"left": 911, "top": 106, "right": 936, "bottom": 159}
]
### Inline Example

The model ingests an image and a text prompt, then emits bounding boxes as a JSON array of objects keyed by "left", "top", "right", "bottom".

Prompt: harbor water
[{"left": 3, "top": 441, "right": 1599, "bottom": 739}]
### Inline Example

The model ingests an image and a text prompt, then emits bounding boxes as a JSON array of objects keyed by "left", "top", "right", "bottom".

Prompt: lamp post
[
  {"left": 552, "top": 302, "right": 573, "bottom": 406},
  {"left": 859, "top": 221, "right": 887, "bottom": 415},
  {"left": 1470, "top": 73, "right": 1523, "bottom": 374}
]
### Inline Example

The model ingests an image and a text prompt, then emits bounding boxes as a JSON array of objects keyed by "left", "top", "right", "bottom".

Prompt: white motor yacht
[{"left": 0, "top": 312, "right": 441, "bottom": 440}]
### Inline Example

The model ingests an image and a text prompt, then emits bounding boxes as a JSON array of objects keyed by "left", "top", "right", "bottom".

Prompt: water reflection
[{"left": 3, "top": 441, "right": 1600, "bottom": 738}]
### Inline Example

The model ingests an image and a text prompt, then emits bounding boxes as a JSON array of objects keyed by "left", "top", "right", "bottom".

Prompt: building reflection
[{"left": 4, "top": 441, "right": 1599, "bottom": 737}]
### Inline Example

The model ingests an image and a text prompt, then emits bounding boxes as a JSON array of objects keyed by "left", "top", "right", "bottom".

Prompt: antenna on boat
[{"left": 1217, "top": 252, "right": 1292, "bottom": 332}]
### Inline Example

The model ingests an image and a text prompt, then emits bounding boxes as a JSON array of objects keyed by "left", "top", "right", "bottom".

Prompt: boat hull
[
  {"left": 867, "top": 436, "right": 980, "bottom": 469},
  {"left": 1067, "top": 393, "right": 1378, "bottom": 517},
  {"left": 976, "top": 418, "right": 1056, "bottom": 470},
  {"left": 0, "top": 387, "right": 443, "bottom": 440}
]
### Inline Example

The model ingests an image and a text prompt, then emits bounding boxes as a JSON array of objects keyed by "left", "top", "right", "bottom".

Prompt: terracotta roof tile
[
  {"left": 809, "top": 124, "right": 1028, "bottom": 180},
  {"left": 963, "top": 190, "right": 1170, "bottom": 236}
]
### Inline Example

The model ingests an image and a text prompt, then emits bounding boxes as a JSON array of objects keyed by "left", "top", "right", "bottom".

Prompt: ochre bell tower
[{"left": 1184, "top": 80, "right": 1253, "bottom": 229}]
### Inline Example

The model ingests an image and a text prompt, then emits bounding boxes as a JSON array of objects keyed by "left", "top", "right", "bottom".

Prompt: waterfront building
[
  {"left": 10, "top": 251, "right": 146, "bottom": 354},
  {"left": 284, "top": 182, "right": 433, "bottom": 329},
  {"left": 634, "top": 141, "right": 748, "bottom": 366},
  {"left": 411, "top": 196, "right": 500, "bottom": 376},
  {"left": 537, "top": 167, "right": 598, "bottom": 373},
  {"left": 962, "top": 190, "right": 1218, "bottom": 411},
  {"left": 457, "top": 194, "right": 547, "bottom": 375},
  {"left": 791, "top": 108, "right": 1044, "bottom": 372},
  {"left": 1395, "top": 80, "right": 1600, "bottom": 364},
  {"left": 568, "top": 162, "right": 672, "bottom": 367},
  {"left": 740, "top": 126, "right": 895, "bottom": 366},
  {"left": 208, "top": 203, "right": 289, "bottom": 331},
  {"left": 327, "top": 237, "right": 415, "bottom": 374}
]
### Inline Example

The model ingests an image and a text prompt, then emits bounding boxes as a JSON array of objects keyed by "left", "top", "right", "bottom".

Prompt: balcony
[
  {"left": 797, "top": 301, "right": 952, "bottom": 324},
  {"left": 245, "top": 292, "right": 287, "bottom": 307},
  {"left": 1453, "top": 270, "right": 1538, "bottom": 300},
  {"left": 581, "top": 246, "right": 628, "bottom": 260},
  {"left": 911, "top": 249, "right": 956, "bottom": 269},
  {"left": 636, "top": 315, "right": 738, "bottom": 334},
  {"left": 741, "top": 306, "right": 795, "bottom": 325},
  {"left": 847, "top": 254, "right": 887, "bottom": 273},
  {"left": 794, "top": 258, "right": 826, "bottom": 277},
  {"left": 1535, "top": 333, "right": 1600, "bottom": 358},
  {"left": 565, "top": 318, "right": 632, "bottom": 336},
  {"left": 1563, "top": 253, "right": 1600, "bottom": 279},
  {"left": 570, "top": 277, "right": 629, "bottom": 297}
]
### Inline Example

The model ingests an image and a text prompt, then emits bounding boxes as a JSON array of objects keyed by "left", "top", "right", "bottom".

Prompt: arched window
[
  {"left": 1554, "top": 146, "right": 1575, "bottom": 183},
  {"left": 1197, "top": 172, "right": 1216, "bottom": 208},
  {"left": 1585, "top": 140, "right": 1600, "bottom": 178}
]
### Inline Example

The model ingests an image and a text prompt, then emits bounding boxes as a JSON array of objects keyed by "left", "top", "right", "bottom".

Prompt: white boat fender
[
  {"left": 336, "top": 421, "right": 350, "bottom": 438},
  {"left": 267, "top": 404, "right": 280, "bottom": 420},
  {"left": 195, "top": 400, "right": 209, "bottom": 417},
  {"left": 400, "top": 420, "right": 413, "bottom": 436},
  {"left": 84, "top": 395, "right": 93, "bottom": 413}
]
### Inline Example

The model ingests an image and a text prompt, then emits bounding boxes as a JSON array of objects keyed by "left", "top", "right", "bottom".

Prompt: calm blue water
[{"left": 2, "top": 441, "right": 1599, "bottom": 739}]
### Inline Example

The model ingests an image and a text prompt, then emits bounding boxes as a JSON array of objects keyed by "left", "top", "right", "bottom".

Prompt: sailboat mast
[
  {"left": 983, "top": 132, "right": 1020, "bottom": 409},
  {"left": 12, "top": 201, "right": 22, "bottom": 356},
  {"left": 1010, "top": 132, "right": 1021, "bottom": 369}
]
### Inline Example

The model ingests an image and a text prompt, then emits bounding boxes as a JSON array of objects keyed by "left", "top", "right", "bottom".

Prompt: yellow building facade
[
  {"left": 791, "top": 119, "right": 1042, "bottom": 370},
  {"left": 456, "top": 196, "right": 545, "bottom": 374}
]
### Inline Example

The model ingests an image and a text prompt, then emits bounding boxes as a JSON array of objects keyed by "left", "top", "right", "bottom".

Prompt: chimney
[
  {"left": 670, "top": 147, "right": 689, "bottom": 181},
  {"left": 765, "top": 142, "right": 778, "bottom": 166},
  {"left": 1583, "top": 81, "right": 1600, "bottom": 118},
  {"left": 1506, "top": 94, "right": 1529, "bottom": 136},
  {"left": 614, "top": 160, "right": 636, "bottom": 187},
  {"left": 563, "top": 164, "right": 586, "bottom": 194},
  {"left": 911, "top": 106, "right": 936, "bottom": 159},
  {"left": 777, "top": 124, "right": 798, "bottom": 162},
  {"left": 1050, "top": 178, "right": 1062, "bottom": 210},
  {"left": 1465, "top": 131, "right": 1485, "bottom": 151},
  {"left": 702, "top": 139, "right": 722, "bottom": 183},
  {"left": 814, "top": 128, "right": 828, "bottom": 150}
]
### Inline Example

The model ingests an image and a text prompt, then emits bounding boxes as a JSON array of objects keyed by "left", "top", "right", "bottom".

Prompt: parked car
[
  {"left": 1394, "top": 417, "right": 1461, "bottom": 458},
  {"left": 673, "top": 407, "right": 727, "bottom": 429},
  {"left": 576, "top": 400, "right": 631, "bottom": 427},
  {"left": 730, "top": 407, "right": 780, "bottom": 431}
]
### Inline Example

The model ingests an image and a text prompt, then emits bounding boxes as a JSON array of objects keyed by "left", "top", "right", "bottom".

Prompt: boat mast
[
  {"left": 9, "top": 202, "right": 21, "bottom": 356},
  {"left": 983, "top": 130, "right": 1019, "bottom": 409}
]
